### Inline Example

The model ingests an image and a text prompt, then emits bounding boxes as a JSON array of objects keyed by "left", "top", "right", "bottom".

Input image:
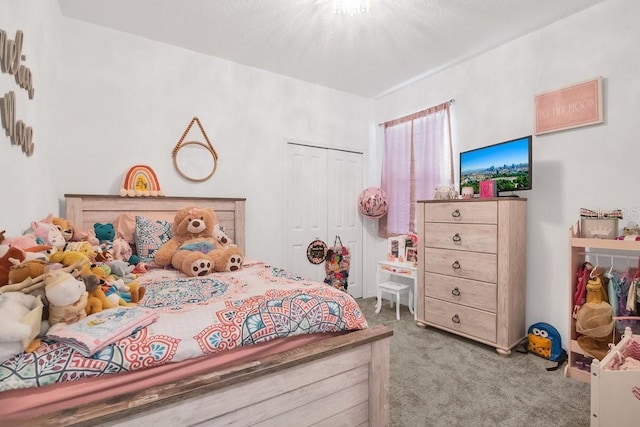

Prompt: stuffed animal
[
  {"left": 51, "top": 217, "right": 75, "bottom": 242},
  {"left": 63, "top": 241, "right": 97, "bottom": 261},
  {"left": 210, "top": 244, "right": 244, "bottom": 272},
  {"left": 31, "top": 221, "right": 66, "bottom": 249},
  {"left": 82, "top": 274, "right": 114, "bottom": 315},
  {"left": 94, "top": 223, "right": 116, "bottom": 250},
  {"left": 44, "top": 270, "right": 88, "bottom": 331},
  {"left": 8, "top": 258, "right": 47, "bottom": 285},
  {"left": 155, "top": 207, "right": 244, "bottom": 275},
  {"left": 112, "top": 237, "right": 133, "bottom": 262},
  {"left": 213, "top": 224, "right": 233, "bottom": 247},
  {"left": 2, "top": 233, "right": 38, "bottom": 250},
  {"left": 0, "top": 292, "right": 43, "bottom": 363},
  {"left": 154, "top": 207, "right": 218, "bottom": 275},
  {"left": 1, "top": 245, "right": 27, "bottom": 287},
  {"left": 154, "top": 207, "right": 218, "bottom": 266}
]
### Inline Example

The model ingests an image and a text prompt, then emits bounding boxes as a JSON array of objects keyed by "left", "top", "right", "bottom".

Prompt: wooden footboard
[{"left": 21, "top": 325, "right": 392, "bottom": 427}]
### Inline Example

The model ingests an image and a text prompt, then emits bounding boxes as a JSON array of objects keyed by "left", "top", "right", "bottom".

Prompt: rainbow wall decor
[{"left": 119, "top": 164, "right": 164, "bottom": 197}]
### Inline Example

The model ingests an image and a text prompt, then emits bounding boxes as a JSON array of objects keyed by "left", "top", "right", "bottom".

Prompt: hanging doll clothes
[{"left": 574, "top": 263, "right": 615, "bottom": 360}]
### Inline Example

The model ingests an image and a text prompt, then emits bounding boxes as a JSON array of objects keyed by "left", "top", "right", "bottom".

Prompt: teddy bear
[
  {"left": 0, "top": 291, "right": 43, "bottom": 363},
  {"left": 155, "top": 206, "right": 244, "bottom": 276},
  {"left": 94, "top": 223, "right": 116, "bottom": 250},
  {"left": 44, "top": 270, "right": 88, "bottom": 332}
]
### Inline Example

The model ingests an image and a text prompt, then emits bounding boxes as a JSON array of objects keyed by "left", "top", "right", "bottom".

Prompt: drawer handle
[
  {"left": 451, "top": 287, "right": 461, "bottom": 297},
  {"left": 451, "top": 260, "right": 461, "bottom": 270},
  {"left": 451, "top": 314, "right": 460, "bottom": 324},
  {"left": 452, "top": 233, "right": 461, "bottom": 243},
  {"left": 451, "top": 209, "right": 461, "bottom": 218}
]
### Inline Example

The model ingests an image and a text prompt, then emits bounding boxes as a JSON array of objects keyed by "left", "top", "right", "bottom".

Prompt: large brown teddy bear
[{"left": 155, "top": 207, "right": 244, "bottom": 276}]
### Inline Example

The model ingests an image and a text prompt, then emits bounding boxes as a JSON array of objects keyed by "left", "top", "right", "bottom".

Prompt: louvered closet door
[{"left": 284, "top": 143, "right": 363, "bottom": 298}]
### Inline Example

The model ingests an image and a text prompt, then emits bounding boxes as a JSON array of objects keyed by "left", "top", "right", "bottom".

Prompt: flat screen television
[{"left": 459, "top": 135, "right": 532, "bottom": 196}]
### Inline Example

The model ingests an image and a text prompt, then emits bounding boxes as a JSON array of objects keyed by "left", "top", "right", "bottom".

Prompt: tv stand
[{"left": 499, "top": 192, "right": 520, "bottom": 198}]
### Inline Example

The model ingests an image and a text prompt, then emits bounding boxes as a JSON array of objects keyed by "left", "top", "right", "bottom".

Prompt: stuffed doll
[{"left": 43, "top": 270, "right": 88, "bottom": 332}]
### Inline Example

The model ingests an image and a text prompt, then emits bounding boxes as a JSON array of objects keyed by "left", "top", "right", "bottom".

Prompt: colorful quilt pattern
[{"left": 0, "top": 261, "right": 367, "bottom": 392}]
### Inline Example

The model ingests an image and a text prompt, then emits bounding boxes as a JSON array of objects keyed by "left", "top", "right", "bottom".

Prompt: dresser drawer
[
  {"left": 423, "top": 247, "right": 497, "bottom": 283},
  {"left": 424, "top": 297, "right": 496, "bottom": 343},
  {"left": 423, "top": 201, "right": 497, "bottom": 224},
  {"left": 423, "top": 223, "right": 497, "bottom": 253},
  {"left": 424, "top": 272, "right": 497, "bottom": 312}
]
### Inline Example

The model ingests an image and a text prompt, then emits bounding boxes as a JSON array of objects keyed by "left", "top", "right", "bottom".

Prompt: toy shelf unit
[{"left": 566, "top": 225, "right": 640, "bottom": 384}]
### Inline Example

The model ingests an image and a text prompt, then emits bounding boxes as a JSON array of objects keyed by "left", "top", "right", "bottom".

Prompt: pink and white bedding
[{"left": 0, "top": 260, "right": 368, "bottom": 393}]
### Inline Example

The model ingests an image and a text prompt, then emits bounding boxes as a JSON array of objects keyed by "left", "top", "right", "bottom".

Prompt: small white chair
[{"left": 375, "top": 281, "right": 414, "bottom": 320}]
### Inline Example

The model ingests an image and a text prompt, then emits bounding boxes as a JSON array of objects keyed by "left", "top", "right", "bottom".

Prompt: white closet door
[
  {"left": 285, "top": 143, "right": 363, "bottom": 298},
  {"left": 327, "top": 149, "right": 363, "bottom": 298}
]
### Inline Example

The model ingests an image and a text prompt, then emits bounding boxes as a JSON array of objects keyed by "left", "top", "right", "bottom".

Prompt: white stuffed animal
[
  {"left": 0, "top": 292, "right": 42, "bottom": 363},
  {"left": 213, "top": 224, "right": 234, "bottom": 248}
]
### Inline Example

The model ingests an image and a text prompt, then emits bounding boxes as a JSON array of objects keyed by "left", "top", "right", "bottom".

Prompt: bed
[{"left": 0, "top": 194, "right": 392, "bottom": 426}]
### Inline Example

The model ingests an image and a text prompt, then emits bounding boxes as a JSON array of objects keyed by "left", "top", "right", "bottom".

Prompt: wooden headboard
[{"left": 64, "top": 194, "right": 246, "bottom": 252}]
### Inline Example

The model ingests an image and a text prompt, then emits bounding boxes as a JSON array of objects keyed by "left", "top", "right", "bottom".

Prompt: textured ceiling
[{"left": 57, "top": 0, "right": 605, "bottom": 98}]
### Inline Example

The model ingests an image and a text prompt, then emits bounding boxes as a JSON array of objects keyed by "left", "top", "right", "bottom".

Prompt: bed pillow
[
  {"left": 114, "top": 213, "right": 137, "bottom": 244},
  {"left": 134, "top": 216, "right": 173, "bottom": 263}
]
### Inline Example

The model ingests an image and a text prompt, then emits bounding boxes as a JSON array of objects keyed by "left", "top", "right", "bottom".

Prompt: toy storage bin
[{"left": 590, "top": 328, "right": 640, "bottom": 426}]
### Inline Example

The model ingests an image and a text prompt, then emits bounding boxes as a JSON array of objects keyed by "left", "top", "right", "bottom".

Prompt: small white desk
[{"left": 375, "top": 261, "right": 417, "bottom": 320}]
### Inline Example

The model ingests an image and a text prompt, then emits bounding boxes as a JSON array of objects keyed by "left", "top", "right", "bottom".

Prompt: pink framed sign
[{"left": 535, "top": 77, "right": 604, "bottom": 135}]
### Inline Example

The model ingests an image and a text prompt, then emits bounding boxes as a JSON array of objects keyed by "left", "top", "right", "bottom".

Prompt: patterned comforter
[{"left": 0, "top": 261, "right": 367, "bottom": 393}]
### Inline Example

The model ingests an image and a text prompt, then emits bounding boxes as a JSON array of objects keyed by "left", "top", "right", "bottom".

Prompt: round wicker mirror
[{"left": 173, "top": 141, "right": 217, "bottom": 182}]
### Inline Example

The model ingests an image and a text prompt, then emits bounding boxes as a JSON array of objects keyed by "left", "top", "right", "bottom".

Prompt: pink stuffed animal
[
  {"left": 111, "top": 237, "right": 133, "bottom": 262},
  {"left": 31, "top": 221, "right": 65, "bottom": 249}
]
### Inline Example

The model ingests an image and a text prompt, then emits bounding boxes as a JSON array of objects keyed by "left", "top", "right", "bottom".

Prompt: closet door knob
[
  {"left": 451, "top": 209, "right": 461, "bottom": 218},
  {"left": 452, "top": 261, "right": 461, "bottom": 270},
  {"left": 452, "top": 233, "right": 461, "bottom": 243},
  {"left": 451, "top": 287, "right": 461, "bottom": 296},
  {"left": 451, "top": 314, "right": 461, "bottom": 324}
]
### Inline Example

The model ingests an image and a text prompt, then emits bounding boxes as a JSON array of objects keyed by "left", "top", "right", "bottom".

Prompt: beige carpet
[{"left": 358, "top": 297, "right": 590, "bottom": 427}]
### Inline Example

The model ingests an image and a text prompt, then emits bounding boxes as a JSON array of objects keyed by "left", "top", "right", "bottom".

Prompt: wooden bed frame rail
[{"left": 23, "top": 326, "right": 392, "bottom": 427}]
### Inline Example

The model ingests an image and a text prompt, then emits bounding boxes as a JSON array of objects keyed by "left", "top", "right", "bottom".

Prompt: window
[{"left": 379, "top": 102, "right": 453, "bottom": 237}]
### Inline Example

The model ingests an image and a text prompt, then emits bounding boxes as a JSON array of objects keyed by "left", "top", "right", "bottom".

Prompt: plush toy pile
[
  {"left": 0, "top": 214, "right": 148, "bottom": 363},
  {"left": 0, "top": 204, "right": 244, "bottom": 362}
]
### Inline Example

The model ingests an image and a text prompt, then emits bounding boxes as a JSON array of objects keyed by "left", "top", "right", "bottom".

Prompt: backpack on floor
[{"left": 519, "top": 322, "right": 568, "bottom": 371}]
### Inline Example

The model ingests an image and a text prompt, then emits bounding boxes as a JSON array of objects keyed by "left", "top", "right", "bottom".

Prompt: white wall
[
  {"left": 4, "top": 0, "right": 638, "bottom": 346},
  {"left": 373, "top": 0, "right": 640, "bottom": 344},
  {"left": 0, "top": 0, "right": 62, "bottom": 234},
  {"left": 1, "top": 1, "right": 374, "bottom": 271}
]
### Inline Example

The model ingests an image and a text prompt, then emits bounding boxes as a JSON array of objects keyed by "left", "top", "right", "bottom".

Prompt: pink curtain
[{"left": 379, "top": 102, "right": 453, "bottom": 237}]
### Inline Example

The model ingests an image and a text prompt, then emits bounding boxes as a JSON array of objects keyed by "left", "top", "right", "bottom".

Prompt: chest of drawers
[{"left": 417, "top": 198, "right": 527, "bottom": 355}]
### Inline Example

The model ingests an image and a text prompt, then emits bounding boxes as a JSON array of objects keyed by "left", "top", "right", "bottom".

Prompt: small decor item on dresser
[
  {"left": 580, "top": 208, "right": 622, "bottom": 239},
  {"left": 479, "top": 180, "right": 497, "bottom": 198},
  {"left": 306, "top": 239, "right": 328, "bottom": 265},
  {"left": 461, "top": 186, "right": 474, "bottom": 199},
  {"left": 433, "top": 185, "right": 458, "bottom": 200},
  {"left": 119, "top": 165, "right": 164, "bottom": 197},
  {"left": 324, "top": 236, "right": 350, "bottom": 292}
]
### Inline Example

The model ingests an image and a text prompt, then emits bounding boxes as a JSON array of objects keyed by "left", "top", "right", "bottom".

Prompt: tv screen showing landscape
[{"left": 459, "top": 135, "right": 532, "bottom": 195}]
